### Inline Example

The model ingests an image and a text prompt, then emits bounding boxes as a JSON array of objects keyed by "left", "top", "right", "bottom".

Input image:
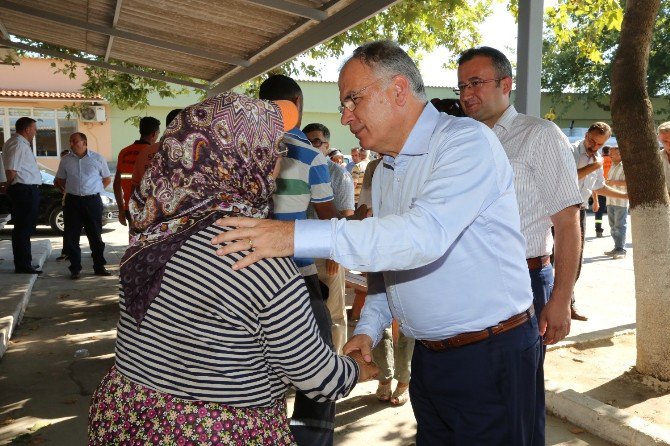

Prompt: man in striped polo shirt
[{"left": 259, "top": 75, "right": 340, "bottom": 446}]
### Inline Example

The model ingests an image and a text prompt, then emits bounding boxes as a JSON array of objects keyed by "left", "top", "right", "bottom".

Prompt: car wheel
[{"left": 49, "top": 206, "right": 65, "bottom": 234}]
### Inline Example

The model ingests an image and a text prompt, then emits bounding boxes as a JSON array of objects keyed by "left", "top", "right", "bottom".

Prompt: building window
[{"left": 1, "top": 107, "right": 78, "bottom": 157}]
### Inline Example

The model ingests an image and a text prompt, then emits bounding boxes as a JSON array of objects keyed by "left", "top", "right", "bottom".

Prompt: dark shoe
[
  {"left": 596, "top": 231, "right": 604, "bottom": 238},
  {"left": 15, "top": 267, "right": 42, "bottom": 274},
  {"left": 56, "top": 253, "right": 69, "bottom": 262},
  {"left": 612, "top": 249, "right": 627, "bottom": 259},
  {"left": 604, "top": 249, "right": 617, "bottom": 256},
  {"left": 94, "top": 268, "right": 112, "bottom": 276},
  {"left": 570, "top": 305, "right": 588, "bottom": 321},
  {"left": 70, "top": 271, "right": 81, "bottom": 280}
]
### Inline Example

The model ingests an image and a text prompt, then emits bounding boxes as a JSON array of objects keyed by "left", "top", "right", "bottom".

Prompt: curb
[
  {"left": 546, "top": 384, "right": 670, "bottom": 446},
  {"left": 0, "top": 239, "right": 52, "bottom": 359}
]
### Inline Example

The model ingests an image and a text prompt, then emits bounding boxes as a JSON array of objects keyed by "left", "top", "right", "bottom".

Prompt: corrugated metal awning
[{"left": 0, "top": 0, "right": 400, "bottom": 92}]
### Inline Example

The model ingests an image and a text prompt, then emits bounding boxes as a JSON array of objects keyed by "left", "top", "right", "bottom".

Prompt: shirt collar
[
  {"left": 493, "top": 105, "right": 517, "bottom": 133},
  {"left": 397, "top": 102, "right": 440, "bottom": 157}
]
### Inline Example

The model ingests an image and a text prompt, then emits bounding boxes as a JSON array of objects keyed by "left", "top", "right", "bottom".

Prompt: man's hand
[
  {"left": 592, "top": 199, "right": 599, "bottom": 213},
  {"left": 351, "top": 204, "right": 371, "bottom": 220},
  {"left": 211, "top": 217, "right": 295, "bottom": 269},
  {"left": 343, "top": 334, "right": 373, "bottom": 363},
  {"left": 326, "top": 259, "right": 339, "bottom": 276},
  {"left": 538, "top": 298, "right": 571, "bottom": 345},
  {"left": 347, "top": 350, "right": 379, "bottom": 382},
  {"left": 118, "top": 209, "right": 127, "bottom": 226}
]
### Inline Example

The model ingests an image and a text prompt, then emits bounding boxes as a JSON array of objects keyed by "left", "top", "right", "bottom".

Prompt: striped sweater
[{"left": 115, "top": 224, "right": 358, "bottom": 407}]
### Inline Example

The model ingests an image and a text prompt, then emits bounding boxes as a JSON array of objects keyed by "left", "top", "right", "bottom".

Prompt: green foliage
[
  {"left": 543, "top": 0, "right": 670, "bottom": 114},
  {"left": 12, "top": 38, "right": 199, "bottom": 121},
  {"left": 242, "top": 0, "right": 494, "bottom": 95}
]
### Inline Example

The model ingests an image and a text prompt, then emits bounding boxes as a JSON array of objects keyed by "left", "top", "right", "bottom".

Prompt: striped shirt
[
  {"left": 115, "top": 225, "right": 358, "bottom": 406},
  {"left": 274, "top": 128, "right": 333, "bottom": 273},
  {"left": 606, "top": 161, "right": 627, "bottom": 207},
  {"left": 308, "top": 159, "right": 354, "bottom": 218},
  {"left": 493, "top": 106, "right": 582, "bottom": 258}
]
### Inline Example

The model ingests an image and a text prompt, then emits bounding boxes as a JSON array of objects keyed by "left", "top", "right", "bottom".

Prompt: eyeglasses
[
  {"left": 309, "top": 138, "right": 327, "bottom": 148},
  {"left": 338, "top": 77, "right": 386, "bottom": 115},
  {"left": 453, "top": 78, "right": 505, "bottom": 95}
]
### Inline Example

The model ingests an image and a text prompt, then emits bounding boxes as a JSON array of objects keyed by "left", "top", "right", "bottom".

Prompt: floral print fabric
[{"left": 89, "top": 366, "right": 295, "bottom": 445}]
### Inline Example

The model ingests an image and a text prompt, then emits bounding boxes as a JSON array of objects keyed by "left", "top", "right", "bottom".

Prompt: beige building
[{"left": 1, "top": 58, "right": 111, "bottom": 172}]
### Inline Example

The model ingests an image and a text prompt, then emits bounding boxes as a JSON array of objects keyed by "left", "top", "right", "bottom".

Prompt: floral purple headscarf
[{"left": 120, "top": 92, "right": 286, "bottom": 326}]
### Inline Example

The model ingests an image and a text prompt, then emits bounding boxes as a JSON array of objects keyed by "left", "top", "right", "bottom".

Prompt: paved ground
[{"left": 0, "top": 214, "right": 633, "bottom": 445}]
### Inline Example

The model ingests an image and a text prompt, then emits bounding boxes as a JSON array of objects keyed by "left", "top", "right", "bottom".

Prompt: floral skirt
[{"left": 88, "top": 366, "right": 295, "bottom": 445}]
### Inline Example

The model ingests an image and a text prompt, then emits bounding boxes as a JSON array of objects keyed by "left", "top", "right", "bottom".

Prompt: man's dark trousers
[
  {"left": 410, "top": 315, "right": 543, "bottom": 446},
  {"left": 7, "top": 183, "right": 40, "bottom": 271},
  {"left": 64, "top": 194, "right": 106, "bottom": 273},
  {"left": 290, "top": 272, "right": 335, "bottom": 446}
]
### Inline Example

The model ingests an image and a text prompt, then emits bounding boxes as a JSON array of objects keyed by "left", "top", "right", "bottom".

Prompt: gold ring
[{"left": 248, "top": 239, "right": 253, "bottom": 249}]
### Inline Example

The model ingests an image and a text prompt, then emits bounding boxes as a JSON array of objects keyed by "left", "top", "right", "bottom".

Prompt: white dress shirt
[
  {"left": 493, "top": 106, "right": 582, "bottom": 258},
  {"left": 2, "top": 134, "right": 42, "bottom": 185}
]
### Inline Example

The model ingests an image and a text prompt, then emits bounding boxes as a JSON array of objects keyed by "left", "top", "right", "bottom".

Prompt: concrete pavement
[{"left": 0, "top": 213, "right": 641, "bottom": 445}]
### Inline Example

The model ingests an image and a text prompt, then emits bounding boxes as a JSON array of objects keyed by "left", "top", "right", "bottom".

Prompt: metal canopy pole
[{"left": 516, "top": 0, "right": 544, "bottom": 117}]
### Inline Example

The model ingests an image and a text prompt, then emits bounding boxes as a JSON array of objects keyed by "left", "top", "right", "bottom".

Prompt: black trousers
[
  {"left": 7, "top": 183, "right": 40, "bottom": 271},
  {"left": 290, "top": 273, "right": 335, "bottom": 446},
  {"left": 64, "top": 194, "right": 106, "bottom": 273}
]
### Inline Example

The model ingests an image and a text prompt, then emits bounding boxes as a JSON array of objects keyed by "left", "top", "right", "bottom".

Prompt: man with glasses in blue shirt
[{"left": 211, "top": 40, "right": 542, "bottom": 445}]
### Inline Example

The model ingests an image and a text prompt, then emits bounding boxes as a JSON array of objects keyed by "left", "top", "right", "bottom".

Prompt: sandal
[
  {"left": 390, "top": 383, "right": 409, "bottom": 406},
  {"left": 376, "top": 381, "right": 392, "bottom": 402}
]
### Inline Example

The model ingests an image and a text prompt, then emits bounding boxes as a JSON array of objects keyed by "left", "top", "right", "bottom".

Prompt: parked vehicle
[{"left": 0, "top": 166, "right": 118, "bottom": 234}]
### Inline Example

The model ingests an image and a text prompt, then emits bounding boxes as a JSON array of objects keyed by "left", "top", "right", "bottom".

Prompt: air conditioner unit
[{"left": 80, "top": 105, "right": 106, "bottom": 123}]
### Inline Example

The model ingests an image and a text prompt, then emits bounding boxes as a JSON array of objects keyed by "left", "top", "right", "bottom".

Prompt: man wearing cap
[
  {"left": 2, "top": 117, "right": 42, "bottom": 274},
  {"left": 258, "top": 75, "right": 340, "bottom": 446}
]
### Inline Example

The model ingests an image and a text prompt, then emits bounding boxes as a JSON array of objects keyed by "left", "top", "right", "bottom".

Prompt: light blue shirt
[
  {"left": 295, "top": 104, "right": 533, "bottom": 344},
  {"left": 56, "top": 150, "right": 111, "bottom": 196},
  {"left": 572, "top": 140, "right": 605, "bottom": 206}
]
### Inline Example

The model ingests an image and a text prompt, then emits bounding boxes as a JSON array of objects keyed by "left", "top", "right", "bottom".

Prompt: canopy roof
[{"left": 0, "top": 0, "right": 399, "bottom": 91}]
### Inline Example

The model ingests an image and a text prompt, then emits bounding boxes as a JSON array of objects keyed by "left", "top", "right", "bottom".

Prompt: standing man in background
[
  {"left": 114, "top": 116, "right": 160, "bottom": 227},
  {"left": 2, "top": 117, "right": 42, "bottom": 274},
  {"left": 658, "top": 122, "right": 670, "bottom": 191},
  {"left": 303, "top": 122, "right": 355, "bottom": 354},
  {"left": 572, "top": 122, "right": 629, "bottom": 319},
  {"left": 56, "top": 133, "right": 112, "bottom": 280},
  {"left": 603, "top": 146, "right": 628, "bottom": 259}
]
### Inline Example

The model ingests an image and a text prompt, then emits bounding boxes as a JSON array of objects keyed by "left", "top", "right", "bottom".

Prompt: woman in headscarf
[{"left": 88, "top": 92, "right": 377, "bottom": 445}]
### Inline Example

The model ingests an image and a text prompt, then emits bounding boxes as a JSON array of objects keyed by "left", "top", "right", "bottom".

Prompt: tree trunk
[{"left": 610, "top": 0, "right": 670, "bottom": 380}]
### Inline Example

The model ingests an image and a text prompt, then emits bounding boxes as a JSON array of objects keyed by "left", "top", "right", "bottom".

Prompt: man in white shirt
[
  {"left": 2, "top": 117, "right": 42, "bottom": 274},
  {"left": 572, "top": 122, "right": 628, "bottom": 314},
  {"left": 658, "top": 122, "right": 670, "bottom": 191},
  {"left": 457, "top": 47, "right": 582, "bottom": 443},
  {"left": 602, "top": 146, "right": 628, "bottom": 259}
]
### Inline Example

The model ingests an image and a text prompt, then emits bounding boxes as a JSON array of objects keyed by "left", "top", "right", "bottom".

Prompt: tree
[
  {"left": 542, "top": 0, "right": 670, "bottom": 115},
  {"left": 610, "top": 0, "right": 670, "bottom": 380}
]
